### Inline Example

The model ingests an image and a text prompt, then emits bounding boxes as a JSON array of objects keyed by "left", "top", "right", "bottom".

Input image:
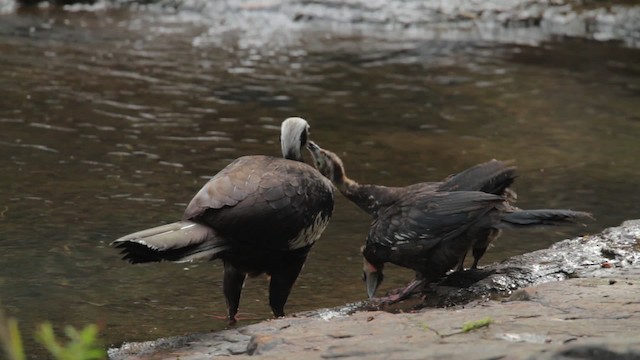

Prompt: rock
[
  {"left": 108, "top": 331, "right": 253, "bottom": 359},
  {"left": 505, "top": 288, "right": 535, "bottom": 302},
  {"left": 534, "top": 338, "right": 640, "bottom": 360},
  {"left": 108, "top": 221, "right": 640, "bottom": 360},
  {"left": 360, "top": 217, "right": 640, "bottom": 312}
]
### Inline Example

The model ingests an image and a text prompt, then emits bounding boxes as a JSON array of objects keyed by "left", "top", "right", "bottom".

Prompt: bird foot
[
  {"left": 371, "top": 279, "right": 426, "bottom": 305},
  {"left": 370, "top": 293, "right": 407, "bottom": 305},
  {"left": 206, "top": 313, "right": 237, "bottom": 326},
  {"left": 206, "top": 312, "right": 259, "bottom": 326}
]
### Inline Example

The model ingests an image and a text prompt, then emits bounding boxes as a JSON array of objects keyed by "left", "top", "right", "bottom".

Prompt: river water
[{"left": 1, "top": 1, "right": 639, "bottom": 356}]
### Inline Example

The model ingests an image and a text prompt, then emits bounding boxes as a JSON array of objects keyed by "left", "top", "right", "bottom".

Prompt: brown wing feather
[
  {"left": 183, "top": 156, "right": 262, "bottom": 219},
  {"left": 182, "top": 155, "right": 334, "bottom": 250}
]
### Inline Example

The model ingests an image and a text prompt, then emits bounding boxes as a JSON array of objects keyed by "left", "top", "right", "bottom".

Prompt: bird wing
[
  {"left": 182, "top": 156, "right": 262, "bottom": 216},
  {"left": 183, "top": 156, "right": 334, "bottom": 250},
  {"left": 438, "top": 159, "right": 517, "bottom": 196},
  {"left": 367, "top": 191, "right": 502, "bottom": 265}
]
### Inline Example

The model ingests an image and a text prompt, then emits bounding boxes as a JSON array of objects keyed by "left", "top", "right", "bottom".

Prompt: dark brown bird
[
  {"left": 308, "top": 142, "right": 518, "bottom": 270},
  {"left": 112, "top": 118, "right": 334, "bottom": 324},
  {"left": 440, "top": 161, "right": 518, "bottom": 271},
  {"left": 307, "top": 142, "right": 591, "bottom": 301}
]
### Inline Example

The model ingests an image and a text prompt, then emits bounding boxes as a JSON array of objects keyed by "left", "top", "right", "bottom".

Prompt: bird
[
  {"left": 112, "top": 117, "right": 335, "bottom": 325},
  {"left": 307, "top": 141, "right": 518, "bottom": 270},
  {"left": 439, "top": 160, "right": 518, "bottom": 271},
  {"left": 306, "top": 141, "right": 591, "bottom": 302}
]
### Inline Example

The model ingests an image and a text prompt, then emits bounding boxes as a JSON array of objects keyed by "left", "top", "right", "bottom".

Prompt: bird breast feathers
[{"left": 289, "top": 212, "right": 331, "bottom": 249}]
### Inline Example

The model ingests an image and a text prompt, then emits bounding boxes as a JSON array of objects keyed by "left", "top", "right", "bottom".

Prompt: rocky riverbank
[
  {"left": 108, "top": 220, "right": 640, "bottom": 359},
  {"left": 3, "top": 0, "right": 640, "bottom": 48}
]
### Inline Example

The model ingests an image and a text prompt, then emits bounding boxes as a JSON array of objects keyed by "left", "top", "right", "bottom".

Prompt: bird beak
[
  {"left": 307, "top": 141, "right": 320, "bottom": 153},
  {"left": 364, "top": 270, "right": 380, "bottom": 299},
  {"left": 306, "top": 141, "right": 322, "bottom": 164}
]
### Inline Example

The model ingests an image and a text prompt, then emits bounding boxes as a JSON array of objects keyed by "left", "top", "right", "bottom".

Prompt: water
[{"left": 0, "top": 1, "right": 639, "bottom": 357}]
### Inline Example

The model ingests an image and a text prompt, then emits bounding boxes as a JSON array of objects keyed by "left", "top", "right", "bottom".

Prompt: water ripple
[
  {"left": 30, "top": 122, "right": 77, "bottom": 132},
  {"left": 94, "top": 99, "right": 153, "bottom": 111},
  {"left": 126, "top": 197, "right": 166, "bottom": 203},
  {"left": 156, "top": 135, "right": 231, "bottom": 142},
  {"left": 0, "top": 140, "right": 58, "bottom": 153},
  {"left": 158, "top": 161, "right": 184, "bottom": 168},
  {"left": 81, "top": 160, "right": 117, "bottom": 168},
  {"left": 92, "top": 109, "right": 146, "bottom": 123}
]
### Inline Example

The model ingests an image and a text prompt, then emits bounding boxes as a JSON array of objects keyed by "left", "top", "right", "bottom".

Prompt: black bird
[
  {"left": 308, "top": 141, "right": 518, "bottom": 270},
  {"left": 112, "top": 118, "right": 335, "bottom": 324},
  {"left": 439, "top": 161, "right": 518, "bottom": 271},
  {"left": 307, "top": 142, "right": 591, "bottom": 301}
]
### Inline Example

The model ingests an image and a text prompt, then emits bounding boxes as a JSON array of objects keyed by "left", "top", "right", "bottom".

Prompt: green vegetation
[
  {"left": 0, "top": 311, "right": 24, "bottom": 360},
  {"left": 1, "top": 303, "right": 105, "bottom": 360},
  {"left": 418, "top": 316, "right": 494, "bottom": 338},
  {"left": 461, "top": 317, "right": 493, "bottom": 333},
  {"left": 35, "top": 323, "right": 105, "bottom": 360}
]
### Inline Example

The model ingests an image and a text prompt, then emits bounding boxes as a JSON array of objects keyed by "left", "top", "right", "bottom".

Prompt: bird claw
[
  {"left": 370, "top": 279, "right": 426, "bottom": 305},
  {"left": 205, "top": 313, "right": 242, "bottom": 326},
  {"left": 370, "top": 293, "right": 405, "bottom": 305}
]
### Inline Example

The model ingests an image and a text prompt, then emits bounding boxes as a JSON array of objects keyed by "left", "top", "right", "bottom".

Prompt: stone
[{"left": 108, "top": 220, "right": 640, "bottom": 360}]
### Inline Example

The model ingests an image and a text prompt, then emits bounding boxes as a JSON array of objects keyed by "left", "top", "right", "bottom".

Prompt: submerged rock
[{"left": 108, "top": 220, "right": 640, "bottom": 359}]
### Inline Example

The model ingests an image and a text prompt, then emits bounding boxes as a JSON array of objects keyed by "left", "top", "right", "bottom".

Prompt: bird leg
[
  {"left": 471, "top": 255, "right": 482, "bottom": 270},
  {"left": 268, "top": 254, "right": 307, "bottom": 318},
  {"left": 207, "top": 312, "right": 260, "bottom": 324},
  {"left": 454, "top": 252, "right": 468, "bottom": 272},
  {"left": 471, "top": 228, "right": 500, "bottom": 269},
  {"left": 373, "top": 278, "right": 426, "bottom": 304},
  {"left": 223, "top": 261, "right": 247, "bottom": 326}
]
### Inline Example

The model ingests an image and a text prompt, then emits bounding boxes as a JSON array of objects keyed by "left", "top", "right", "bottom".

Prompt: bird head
[
  {"left": 306, "top": 141, "right": 346, "bottom": 185},
  {"left": 280, "top": 117, "right": 310, "bottom": 161},
  {"left": 361, "top": 246, "right": 384, "bottom": 299}
]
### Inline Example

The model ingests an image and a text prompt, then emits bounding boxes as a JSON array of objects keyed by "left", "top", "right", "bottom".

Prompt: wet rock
[
  {"left": 505, "top": 288, "right": 534, "bottom": 302},
  {"left": 194, "top": 0, "right": 640, "bottom": 48},
  {"left": 535, "top": 338, "right": 640, "bottom": 360},
  {"left": 108, "top": 331, "right": 253, "bottom": 359},
  {"left": 11, "top": 1, "right": 640, "bottom": 48},
  {"left": 361, "top": 218, "right": 640, "bottom": 312},
  {"left": 108, "top": 221, "right": 640, "bottom": 359}
]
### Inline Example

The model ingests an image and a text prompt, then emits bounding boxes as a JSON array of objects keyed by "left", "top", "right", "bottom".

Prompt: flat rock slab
[{"left": 109, "top": 221, "right": 640, "bottom": 360}]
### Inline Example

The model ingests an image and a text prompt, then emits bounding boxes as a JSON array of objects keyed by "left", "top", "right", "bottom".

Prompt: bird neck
[
  {"left": 336, "top": 177, "right": 399, "bottom": 216},
  {"left": 336, "top": 177, "right": 361, "bottom": 197},
  {"left": 283, "top": 148, "right": 304, "bottom": 162}
]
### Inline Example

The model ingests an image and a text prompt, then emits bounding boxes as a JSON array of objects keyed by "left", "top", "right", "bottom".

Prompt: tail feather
[
  {"left": 111, "top": 221, "right": 227, "bottom": 263},
  {"left": 439, "top": 159, "right": 517, "bottom": 198},
  {"left": 500, "top": 209, "right": 593, "bottom": 228}
]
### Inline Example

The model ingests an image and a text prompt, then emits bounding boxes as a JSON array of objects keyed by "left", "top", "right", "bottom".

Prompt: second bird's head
[
  {"left": 281, "top": 117, "right": 310, "bottom": 161},
  {"left": 306, "top": 141, "right": 346, "bottom": 185}
]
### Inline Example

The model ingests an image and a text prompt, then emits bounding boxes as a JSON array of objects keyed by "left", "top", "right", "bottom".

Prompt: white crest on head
[{"left": 281, "top": 117, "right": 309, "bottom": 161}]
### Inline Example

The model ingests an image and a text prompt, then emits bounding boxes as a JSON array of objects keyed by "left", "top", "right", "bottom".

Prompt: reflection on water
[{"left": 0, "top": 3, "right": 639, "bottom": 357}]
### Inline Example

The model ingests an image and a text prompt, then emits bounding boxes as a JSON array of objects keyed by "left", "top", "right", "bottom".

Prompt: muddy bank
[{"left": 108, "top": 220, "right": 640, "bottom": 359}]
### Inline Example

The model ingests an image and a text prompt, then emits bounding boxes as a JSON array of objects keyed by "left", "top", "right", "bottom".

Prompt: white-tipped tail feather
[{"left": 111, "top": 221, "right": 228, "bottom": 263}]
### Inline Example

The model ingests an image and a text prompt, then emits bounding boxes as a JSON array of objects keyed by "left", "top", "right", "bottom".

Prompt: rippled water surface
[{"left": 1, "top": 1, "right": 639, "bottom": 356}]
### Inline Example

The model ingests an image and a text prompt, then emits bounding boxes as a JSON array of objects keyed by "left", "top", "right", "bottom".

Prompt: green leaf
[
  {"left": 7, "top": 319, "right": 26, "bottom": 360},
  {"left": 35, "top": 323, "right": 64, "bottom": 358},
  {"left": 461, "top": 317, "right": 493, "bottom": 332}
]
